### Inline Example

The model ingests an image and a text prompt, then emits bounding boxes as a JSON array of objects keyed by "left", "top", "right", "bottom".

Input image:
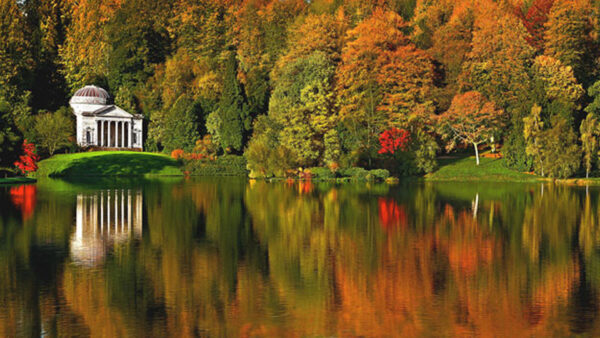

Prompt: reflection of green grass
[
  {"left": 0, "top": 177, "right": 37, "bottom": 184},
  {"left": 425, "top": 156, "right": 540, "bottom": 182},
  {"left": 33, "top": 151, "right": 183, "bottom": 177}
]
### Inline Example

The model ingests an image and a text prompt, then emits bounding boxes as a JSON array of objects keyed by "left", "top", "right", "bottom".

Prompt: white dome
[{"left": 70, "top": 85, "right": 110, "bottom": 105}]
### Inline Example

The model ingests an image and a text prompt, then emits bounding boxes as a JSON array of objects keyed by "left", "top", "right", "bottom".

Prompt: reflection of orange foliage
[
  {"left": 298, "top": 181, "right": 313, "bottom": 195},
  {"left": 10, "top": 185, "right": 36, "bottom": 220},
  {"left": 378, "top": 198, "right": 407, "bottom": 230},
  {"left": 446, "top": 210, "right": 497, "bottom": 275}
]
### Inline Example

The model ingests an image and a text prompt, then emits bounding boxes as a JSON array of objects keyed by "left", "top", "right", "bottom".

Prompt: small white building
[{"left": 70, "top": 85, "right": 144, "bottom": 149}]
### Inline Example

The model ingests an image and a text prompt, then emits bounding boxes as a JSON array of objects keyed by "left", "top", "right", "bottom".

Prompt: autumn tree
[
  {"left": 460, "top": 3, "right": 535, "bottom": 111},
  {"left": 336, "top": 9, "right": 435, "bottom": 166},
  {"left": 580, "top": 113, "right": 598, "bottom": 178},
  {"left": 0, "top": 0, "right": 33, "bottom": 100},
  {"left": 514, "top": 0, "right": 555, "bottom": 50},
  {"left": 439, "top": 91, "right": 505, "bottom": 165},
  {"left": 544, "top": 0, "right": 596, "bottom": 85},
  {"left": 59, "top": 0, "right": 121, "bottom": 92}
]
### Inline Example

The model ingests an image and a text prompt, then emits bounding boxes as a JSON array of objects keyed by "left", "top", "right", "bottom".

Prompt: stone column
[
  {"left": 100, "top": 191, "right": 104, "bottom": 234},
  {"left": 129, "top": 122, "right": 133, "bottom": 148},
  {"left": 99, "top": 120, "right": 103, "bottom": 147},
  {"left": 121, "top": 121, "right": 125, "bottom": 148}
]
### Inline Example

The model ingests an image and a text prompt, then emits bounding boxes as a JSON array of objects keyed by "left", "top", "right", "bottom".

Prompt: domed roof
[{"left": 70, "top": 85, "right": 110, "bottom": 105}]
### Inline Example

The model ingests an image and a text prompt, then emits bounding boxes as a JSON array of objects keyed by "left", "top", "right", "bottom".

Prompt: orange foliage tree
[{"left": 439, "top": 91, "right": 505, "bottom": 165}]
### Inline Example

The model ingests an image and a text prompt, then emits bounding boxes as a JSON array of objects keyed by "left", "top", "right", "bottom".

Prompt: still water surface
[{"left": 1, "top": 177, "right": 600, "bottom": 336}]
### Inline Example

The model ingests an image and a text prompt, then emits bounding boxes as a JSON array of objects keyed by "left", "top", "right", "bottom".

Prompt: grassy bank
[
  {"left": 33, "top": 151, "right": 183, "bottom": 177},
  {"left": 424, "top": 156, "right": 540, "bottom": 182},
  {"left": 0, "top": 177, "right": 37, "bottom": 184}
]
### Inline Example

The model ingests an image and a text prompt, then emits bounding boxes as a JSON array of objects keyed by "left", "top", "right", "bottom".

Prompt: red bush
[
  {"left": 14, "top": 140, "right": 39, "bottom": 174},
  {"left": 378, "top": 128, "right": 410, "bottom": 155}
]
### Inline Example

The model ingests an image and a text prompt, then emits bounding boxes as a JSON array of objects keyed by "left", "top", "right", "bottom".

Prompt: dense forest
[{"left": 2, "top": 0, "right": 600, "bottom": 178}]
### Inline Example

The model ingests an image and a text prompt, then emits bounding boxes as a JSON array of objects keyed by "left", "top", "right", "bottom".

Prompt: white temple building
[{"left": 70, "top": 85, "right": 144, "bottom": 149}]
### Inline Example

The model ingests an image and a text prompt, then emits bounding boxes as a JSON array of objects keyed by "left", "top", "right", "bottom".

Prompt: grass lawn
[
  {"left": 0, "top": 177, "right": 37, "bottom": 184},
  {"left": 424, "top": 155, "right": 541, "bottom": 182},
  {"left": 33, "top": 151, "right": 183, "bottom": 177}
]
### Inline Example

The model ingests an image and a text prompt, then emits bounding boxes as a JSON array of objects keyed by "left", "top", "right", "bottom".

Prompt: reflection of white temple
[{"left": 70, "top": 190, "right": 143, "bottom": 265}]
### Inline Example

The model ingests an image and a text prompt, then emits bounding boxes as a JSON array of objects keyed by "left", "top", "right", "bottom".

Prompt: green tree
[
  {"left": 269, "top": 51, "right": 337, "bottom": 167},
  {"left": 580, "top": 113, "right": 598, "bottom": 178},
  {"left": 539, "top": 116, "right": 581, "bottom": 178},
  {"left": 544, "top": 0, "right": 596, "bottom": 85},
  {"left": 218, "top": 51, "right": 249, "bottom": 153},
  {"left": 34, "top": 110, "right": 73, "bottom": 156},
  {"left": 524, "top": 104, "right": 545, "bottom": 176},
  {"left": 0, "top": 99, "right": 22, "bottom": 174},
  {"left": 0, "top": 0, "right": 33, "bottom": 96},
  {"left": 156, "top": 96, "right": 200, "bottom": 153},
  {"left": 106, "top": 0, "right": 171, "bottom": 90}
]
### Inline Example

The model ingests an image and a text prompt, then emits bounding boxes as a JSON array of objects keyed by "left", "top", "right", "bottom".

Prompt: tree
[
  {"left": 336, "top": 9, "right": 434, "bottom": 166},
  {"left": 580, "top": 113, "right": 598, "bottom": 178},
  {"left": 269, "top": 51, "right": 337, "bottom": 167},
  {"left": 514, "top": 0, "right": 555, "bottom": 50},
  {"left": 439, "top": 91, "right": 505, "bottom": 165},
  {"left": 532, "top": 55, "right": 584, "bottom": 119},
  {"left": 159, "top": 97, "right": 201, "bottom": 153},
  {"left": 523, "top": 104, "right": 546, "bottom": 176},
  {"left": 460, "top": 4, "right": 535, "bottom": 111},
  {"left": 539, "top": 116, "right": 581, "bottom": 178},
  {"left": 218, "top": 51, "right": 249, "bottom": 153},
  {"left": 0, "top": 0, "right": 33, "bottom": 97},
  {"left": 525, "top": 106, "right": 581, "bottom": 178},
  {"left": 544, "top": 0, "right": 596, "bottom": 85},
  {"left": 34, "top": 110, "right": 73, "bottom": 156},
  {"left": 0, "top": 100, "right": 22, "bottom": 175},
  {"left": 584, "top": 81, "right": 600, "bottom": 116},
  {"left": 106, "top": 0, "right": 172, "bottom": 90},
  {"left": 59, "top": 0, "right": 120, "bottom": 92}
]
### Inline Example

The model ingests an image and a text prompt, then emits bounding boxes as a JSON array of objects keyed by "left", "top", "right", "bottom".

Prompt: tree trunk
[
  {"left": 474, "top": 142, "right": 480, "bottom": 166},
  {"left": 587, "top": 169, "right": 590, "bottom": 179}
]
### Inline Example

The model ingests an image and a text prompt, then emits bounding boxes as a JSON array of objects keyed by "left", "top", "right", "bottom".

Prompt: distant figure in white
[{"left": 70, "top": 85, "right": 143, "bottom": 149}]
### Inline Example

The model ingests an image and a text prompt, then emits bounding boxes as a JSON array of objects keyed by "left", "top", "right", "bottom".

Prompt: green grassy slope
[
  {"left": 33, "top": 151, "right": 183, "bottom": 177},
  {"left": 0, "top": 177, "right": 37, "bottom": 184},
  {"left": 424, "top": 156, "right": 540, "bottom": 182}
]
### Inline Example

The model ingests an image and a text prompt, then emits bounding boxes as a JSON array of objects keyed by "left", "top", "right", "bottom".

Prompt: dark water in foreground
[{"left": 2, "top": 178, "right": 600, "bottom": 336}]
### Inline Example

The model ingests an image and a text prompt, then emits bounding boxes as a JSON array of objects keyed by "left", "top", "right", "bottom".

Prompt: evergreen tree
[{"left": 218, "top": 51, "right": 249, "bottom": 153}]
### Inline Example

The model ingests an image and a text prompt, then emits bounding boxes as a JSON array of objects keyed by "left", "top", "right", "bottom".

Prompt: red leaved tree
[
  {"left": 439, "top": 91, "right": 505, "bottom": 165},
  {"left": 14, "top": 140, "right": 39, "bottom": 175},
  {"left": 378, "top": 128, "right": 410, "bottom": 155}
]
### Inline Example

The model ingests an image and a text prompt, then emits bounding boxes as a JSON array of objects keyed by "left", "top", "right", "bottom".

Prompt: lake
[{"left": 1, "top": 177, "right": 599, "bottom": 336}]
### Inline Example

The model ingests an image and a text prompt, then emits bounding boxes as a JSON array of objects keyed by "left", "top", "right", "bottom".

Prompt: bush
[
  {"left": 183, "top": 155, "right": 248, "bottom": 176},
  {"left": 368, "top": 169, "right": 390, "bottom": 181},
  {"left": 308, "top": 167, "right": 335, "bottom": 179},
  {"left": 339, "top": 167, "right": 369, "bottom": 179}
]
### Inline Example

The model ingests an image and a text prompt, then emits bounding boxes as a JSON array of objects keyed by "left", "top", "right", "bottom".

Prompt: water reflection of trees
[{"left": 4, "top": 181, "right": 600, "bottom": 335}]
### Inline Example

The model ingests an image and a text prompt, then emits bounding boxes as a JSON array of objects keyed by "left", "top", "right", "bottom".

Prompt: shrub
[
  {"left": 183, "top": 154, "right": 248, "bottom": 176},
  {"left": 368, "top": 169, "right": 390, "bottom": 181},
  {"left": 339, "top": 167, "right": 369, "bottom": 179},
  {"left": 171, "top": 149, "right": 184, "bottom": 160},
  {"left": 308, "top": 167, "right": 335, "bottom": 179}
]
